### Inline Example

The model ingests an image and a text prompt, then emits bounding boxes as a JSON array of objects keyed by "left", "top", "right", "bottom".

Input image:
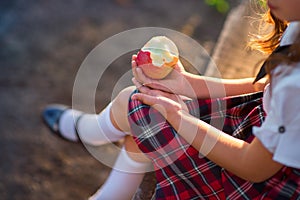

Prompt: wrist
[
  {"left": 168, "top": 109, "right": 191, "bottom": 132},
  {"left": 181, "top": 72, "right": 200, "bottom": 98}
]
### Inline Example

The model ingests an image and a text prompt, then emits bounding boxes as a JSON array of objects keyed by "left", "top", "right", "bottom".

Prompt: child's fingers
[
  {"left": 131, "top": 55, "right": 137, "bottom": 69},
  {"left": 132, "top": 77, "right": 141, "bottom": 87},
  {"left": 131, "top": 54, "right": 149, "bottom": 84},
  {"left": 132, "top": 54, "right": 137, "bottom": 60},
  {"left": 131, "top": 55, "right": 137, "bottom": 70},
  {"left": 133, "top": 67, "right": 149, "bottom": 85},
  {"left": 131, "top": 93, "right": 157, "bottom": 106},
  {"left": 132, "top": 78, "right": 158, "bottom": 97},
  {"left": 131, "top": 60, "right": 137, "bottom": 68},
  {"left": 132, "top": 78, "right": 148, "bottom": 92},
  {"left": 131, "top": 54, "right": 157, "bottom": 87},
  {"left": 131, "top": 58, "right": 139, "bottom": 81}
]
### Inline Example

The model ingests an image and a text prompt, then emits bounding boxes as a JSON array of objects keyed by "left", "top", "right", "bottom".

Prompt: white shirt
[{"left": 253, "top": 21, "right": 300, "bottom": 169}]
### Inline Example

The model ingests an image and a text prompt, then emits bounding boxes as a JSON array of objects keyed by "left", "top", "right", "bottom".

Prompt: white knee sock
[
  {"left": 59, "top": 103, "right": 127, "bottom": 145},
  {"left": 58, "top": 109, "right": 82, "bottom": 142},
  {"left": 77, "top": 103, "right": 127, "bottom": 146},
  {"left": 89, "top": 147, "right": 151, "bottom": 200}
]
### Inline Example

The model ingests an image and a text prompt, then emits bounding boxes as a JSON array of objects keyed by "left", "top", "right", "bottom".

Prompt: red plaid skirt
[{"left": 128, "top": 90, "right": 300, "bottom": 199}]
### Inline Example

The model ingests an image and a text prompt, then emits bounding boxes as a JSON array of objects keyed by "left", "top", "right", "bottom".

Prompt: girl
[
  {"left": 128, "top": 0, "right": 300, "bottom": 199},
  {"left": 42, "top": 0, "right": 300, "bottom": 199}
]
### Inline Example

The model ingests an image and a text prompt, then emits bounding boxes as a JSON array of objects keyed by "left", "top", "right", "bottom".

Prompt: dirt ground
[{"left": 0, "top": 0, "right": 239, "bottom": 199}]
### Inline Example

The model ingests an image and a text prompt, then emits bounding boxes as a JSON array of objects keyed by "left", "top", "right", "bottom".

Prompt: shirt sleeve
[{"left": 253, "top": 64, "right": 300, "bottom": 169}]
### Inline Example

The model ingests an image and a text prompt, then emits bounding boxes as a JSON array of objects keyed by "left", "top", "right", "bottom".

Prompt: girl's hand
[
  {"left": 132, "top": 78, "right": 189, "bottom": 124},
  {"left": 132, "top": 54, "right": 192, "bottom": 96}
]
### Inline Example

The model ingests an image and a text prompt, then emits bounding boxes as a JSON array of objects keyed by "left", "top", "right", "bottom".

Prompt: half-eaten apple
[{"left": 136, "top": 36, "right": 179, "bottom": 79}]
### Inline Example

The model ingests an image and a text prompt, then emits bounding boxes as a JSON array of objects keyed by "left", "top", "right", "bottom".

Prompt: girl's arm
[
  {"left": 131, "top": 87, "right": 282, "bottom": 182},
  {"left": 175, "top": 111, "right": 282, "bottom": 182},
  {"left": 133, "top": 57, "right": 266, "bottom": 99},
  {"left": 184, "top": 73, "right": 267, "bottom": 98}
]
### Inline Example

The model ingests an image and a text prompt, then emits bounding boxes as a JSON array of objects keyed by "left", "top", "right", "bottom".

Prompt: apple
[{"left": 136, "top": 36, "right": 179, "bottom": 79}]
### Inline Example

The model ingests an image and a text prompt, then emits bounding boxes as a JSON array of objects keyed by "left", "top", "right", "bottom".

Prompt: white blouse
[{"left": 253, "top": 21, "right": 300, "bottom": 169}]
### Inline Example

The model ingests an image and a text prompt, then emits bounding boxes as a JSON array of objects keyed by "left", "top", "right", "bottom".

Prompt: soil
[{"left": 0, "top": 0, "right": 239, "bottom": 199}]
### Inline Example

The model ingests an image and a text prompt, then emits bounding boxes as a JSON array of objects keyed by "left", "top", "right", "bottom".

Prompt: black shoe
[{"left": 42, "top": 104, "right": 80, "bottom": 143}]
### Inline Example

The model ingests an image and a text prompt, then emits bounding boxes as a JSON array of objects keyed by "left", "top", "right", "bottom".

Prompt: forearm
[
  {"left": 183, "top": 72, "right": 266, "bottom": 99},
  {"left": 169, "top": 111, "right": 282, "bottom": 182},
  {"left": 131, "top": 83, "right": 281, "bottom": 182}
]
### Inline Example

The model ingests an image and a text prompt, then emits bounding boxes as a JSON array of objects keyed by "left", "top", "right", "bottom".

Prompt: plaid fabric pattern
[{"left": 128, "top": 90, "right": 300, "bottom": 200}]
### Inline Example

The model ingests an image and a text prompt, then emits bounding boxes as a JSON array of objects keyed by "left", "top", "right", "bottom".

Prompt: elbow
[
  {"left": 241, "top": 164, "right": 283, "bottom": 183},
  {"left": 226, "top": 168, "right": 273, "bottom": 183},
  {"left": 234, "top": 163, "right": 276, "bottom": 183},
  {"left": 247, "top": 175, "right": 270, "bottom": 183},
  {"left": 242, "top": 170, "right": 279, "bottom": 183}
]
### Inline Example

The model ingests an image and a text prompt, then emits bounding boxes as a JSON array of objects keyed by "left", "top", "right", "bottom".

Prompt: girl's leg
[
  {"left": 89, "top": 136, "right": 151, "bottom": 200},
  {"left": 66, "top": 87, "right": 153, "bottom": 200},
  {"left": 43, "top": 86, "right": 152, "bottom": 199},
  {"left": 47, "top": 86, "right": 135, "bottom": 145}
]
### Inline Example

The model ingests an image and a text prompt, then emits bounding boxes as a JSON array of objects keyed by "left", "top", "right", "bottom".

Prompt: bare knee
[
  {"left": 115, "top": 86, "right": 136, "bottom": 105},
  {"left": 110, "top": 86, "right": 136, "bottom": 132}
]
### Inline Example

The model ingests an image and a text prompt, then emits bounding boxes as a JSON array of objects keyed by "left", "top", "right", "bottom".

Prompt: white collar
[{"left": 280, "top": 21, "right": 300, "bottom": 46}]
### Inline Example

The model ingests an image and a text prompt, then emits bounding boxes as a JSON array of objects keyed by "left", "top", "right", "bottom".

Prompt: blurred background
[{"left": 0, "top": 0, "right": 240, "bottom": 199}]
